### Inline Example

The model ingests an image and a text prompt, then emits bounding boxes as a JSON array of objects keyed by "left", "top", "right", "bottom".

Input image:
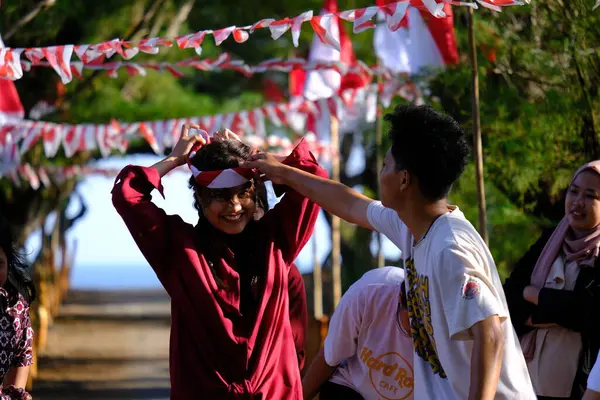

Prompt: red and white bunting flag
[
  {"left": 94, "top": 39, "right": 121, "bottom": 59},
  {"left": 95, "top": 125, "right": 111, "bottom": 158},
  {"left": 200, "top": 115, "right": 218, "bottom": 133},
  {"left": 263, "top": 104, "right": 283, "bottom": 127},
  {"left": 150, "top": 120, "right": 167, "bottom": 154},
  {"left": 42, "top": 45, "right": 74, "bottom": 84},
  {"left": 23, "top": 48, "right": 44, "bottom": 64},
  {"left": 268, "top": 19, "right": 292, "bottom": 40},
  {"left": 251, "top": 108, "right": 266, "bottom": 137},
  {"left": 118, "top": 41, "right": 140, "bottom": 60},
  {"left": 82, "top": 124, "right": 97, "bottom": 151},
  {"left": 310, "top": 14, "right": 341, "bottom": 51},
  {"left": 42, "top": 125, "right": 63, "bottom": 158},
  {"left": 338, "top": 6, "right": 378, "bottom": 33},
  {"left": 233, "top": 29, "right": 250, "bottom": 43},
  {"left": 0, "top": 126, "right": 10, "bottom": 147},
  {"left": 62, "top": 125, "right": 82, "bottom": 158},
  {"left": 213, "top": 26, "right": 236, "bottom": 46},
  {"left": 291, "top": 11, "right": 314, "bottom": 47},
  {"left": 162, "top": 119, "right": 178, "bottom": 148},
  {"left": 176, "top": 31, "right": 207, "bottom": 56},
  {"left": 0, "top": 47, "right": 24, "bottom": 80},
  {"left": 138, "top": 38, "right": 172, "bottom": 54},
  {"left": 21, "top": 164, "right": 40, "bottom": 190},
  {"left": 37, "top": 166, "right": 51, "bottom": 188},
  {"left": 19, "top": 122, "right": 41, "bottom": 154},
  {"left": 414, "top": 0, "right": 446, "bottom": 17},
  {"left": 286, "top": 98, "right": 308, "bottom": 133},
  {"left": 139, "top": 123, "right": 161, "bottom": 155},
  {"left": 108, "top": 119, "right": 128, "bottom": 153},
  {"left": 221, "top": 113, "right": 235, "bottom": 131},
  {"left": 250, "top": 19, "right": 274, "bottom": 33},
  {"left": 275, "top": 104, "right": 289, "bottom": 126},
  {"left": 70, "top": 61, "right": 84, "bottom": 79},
  {"left": 125, "top": 63, "right": 147, "bottom": 77},
  {"left": 380, "top": 1, "right": 411, "bottom": 31},
  {"left": 106, "top": 62, "right": 121, "bottom": 78},
  {"left": 237, "top": 111, "right": 252, "bottom": 134},
  {"left": 73, "top": 41, "right": 117, "bottom": 64}
]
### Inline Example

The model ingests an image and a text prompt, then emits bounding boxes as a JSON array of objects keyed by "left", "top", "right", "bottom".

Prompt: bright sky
[{"left": 25, "top": 149, "right": 401, "bottom": 289}]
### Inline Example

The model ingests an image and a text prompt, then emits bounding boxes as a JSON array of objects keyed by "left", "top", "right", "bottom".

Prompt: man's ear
[{"left": 398, "top": 169, "right": 411, "bottom": 192}]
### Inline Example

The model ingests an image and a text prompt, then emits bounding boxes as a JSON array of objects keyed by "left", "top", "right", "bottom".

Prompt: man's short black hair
[{"left": 385, "top": 104, "right": 470, "bottom": 201}]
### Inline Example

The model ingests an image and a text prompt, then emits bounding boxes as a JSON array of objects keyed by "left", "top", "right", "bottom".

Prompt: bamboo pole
[
  {"left": 312, "top": 234, "right": 323, "bottom": 321},
  {"left": 375, "top": 74, "right": 385, "bottom": 268},
  {"left": 467, "top": 8, "right": 489, "bottom": 245},
  {"left": 330, "top": 116, "right": 342, "bottom": 309}
]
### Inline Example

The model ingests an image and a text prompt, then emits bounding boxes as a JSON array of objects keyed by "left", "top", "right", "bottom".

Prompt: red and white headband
[{"left": 186, "top": 129, "right": 256, "bottom": 189}]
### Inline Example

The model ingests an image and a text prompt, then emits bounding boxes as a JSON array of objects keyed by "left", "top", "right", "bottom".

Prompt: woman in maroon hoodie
[{"left": 112, "top": 124, "right": 325, "bottom": 399}]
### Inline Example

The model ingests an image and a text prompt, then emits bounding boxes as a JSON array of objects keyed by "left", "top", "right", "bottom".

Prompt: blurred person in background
[
  {"left": 0, "top": 216, "right": 35, "bottom": 400},
  {"left": 504, "top": 161, "right": 600, "bottom": 399},
  {"left": 302, "top": 266, "right": 413, "bottom": 400}
]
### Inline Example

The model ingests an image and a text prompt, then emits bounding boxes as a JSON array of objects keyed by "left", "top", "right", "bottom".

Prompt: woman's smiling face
[
  {"left": 199, "top": 181, "right": 257, "bottom": 235},
  {"left": 565, "top": 169, "right": 600, "bottom": 232}
]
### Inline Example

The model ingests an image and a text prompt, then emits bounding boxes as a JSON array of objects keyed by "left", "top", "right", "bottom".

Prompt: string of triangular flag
[
  {"left": 0, "top": 81, "right": 421, "bottom": 175},
  {"left": 20, "top": 53, "right": 394, "bottom": 81},
  {"left": 0, "top": 0, "right": 526, "bottom": 83},
  {"left": 2, "top": 130, "right": 331, "bottom": 190}
]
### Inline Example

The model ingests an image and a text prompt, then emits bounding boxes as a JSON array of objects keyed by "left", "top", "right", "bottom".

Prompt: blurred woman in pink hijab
[{"left": 505, "top": 161, "right": 600, "bottom": 399}]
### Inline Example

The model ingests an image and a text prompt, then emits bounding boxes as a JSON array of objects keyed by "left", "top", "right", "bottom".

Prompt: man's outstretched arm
[{"left": 242, "top": 153, "right": 374, "bottom": 229}]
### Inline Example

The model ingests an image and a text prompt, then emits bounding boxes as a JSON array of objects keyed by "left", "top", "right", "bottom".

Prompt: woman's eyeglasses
[{"left": 204, "top": 181, "right": 255, "bottom": 204}]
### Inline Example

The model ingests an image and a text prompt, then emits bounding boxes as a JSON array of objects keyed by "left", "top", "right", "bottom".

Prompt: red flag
[
  {"left": 263, "top": 78, "right": 286, "bottom": 102},
  {"left": 0, "top": 36, "right": 24, "bottom": 120},
  {"left": 374, "top": 0, "right": 458, "bottom": 74}
]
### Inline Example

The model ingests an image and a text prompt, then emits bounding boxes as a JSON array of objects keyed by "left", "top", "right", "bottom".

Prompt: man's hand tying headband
[{"left": 240, "top": 152, "right": 288, "bottom": 185}]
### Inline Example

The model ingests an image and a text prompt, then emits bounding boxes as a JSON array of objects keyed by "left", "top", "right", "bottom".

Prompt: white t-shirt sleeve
[
  {"left": 366, "top": 201, "right": 409, "bottom": 253},
  {"left": 437, "top": 245, "right": 507, "bottom": 341},
  {"left": 588, "top": 357, "right": 600, "bottom": 393},
  {"left": 323, "top": 286, "right": 366, "bottom": 367}
]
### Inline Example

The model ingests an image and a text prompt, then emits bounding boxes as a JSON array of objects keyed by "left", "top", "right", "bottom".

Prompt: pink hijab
[{"left": 521, "top": 160, "right": 600, "bottom": 361}]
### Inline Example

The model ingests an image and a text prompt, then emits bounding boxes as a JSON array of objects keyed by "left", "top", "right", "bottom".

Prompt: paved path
[{"left": 31, "top": 289, "right": 172, "bottom": 400}]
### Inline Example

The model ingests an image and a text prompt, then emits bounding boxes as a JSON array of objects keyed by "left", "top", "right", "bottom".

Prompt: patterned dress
[{"left": 0, "top": 287, "right": 33, "bottom": 400}]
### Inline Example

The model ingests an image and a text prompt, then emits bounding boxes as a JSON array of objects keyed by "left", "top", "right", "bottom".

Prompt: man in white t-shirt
[
  {"left": 302, "top": 267, "right": 414, "bottom": 400},
  {"left": 243, "top": 104, "right": 536, "bottom": 399}
]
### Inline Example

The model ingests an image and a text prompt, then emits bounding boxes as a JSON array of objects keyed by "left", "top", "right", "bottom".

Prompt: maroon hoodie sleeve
[
  {"left": 288, "top": 263, "right": 308, "bottom": 371},
  {"left": 111, "top": 165, "right": 186, "bottom": 289},
  {"left": 266, "top": 139, "right": 328, "bottom": 265}
]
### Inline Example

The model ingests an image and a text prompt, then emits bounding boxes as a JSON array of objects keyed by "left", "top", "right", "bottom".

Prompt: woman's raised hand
[
  {"left": 169, "top": 123, "right": 208, "bottom": 166},
  {"left": 213, "top": 128, "right": 243, "bottom": 143}
]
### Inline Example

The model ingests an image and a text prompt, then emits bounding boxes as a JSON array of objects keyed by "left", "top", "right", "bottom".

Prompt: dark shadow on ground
[{"left": 32, "top": 378, "right": 170, "bottom": 400}]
